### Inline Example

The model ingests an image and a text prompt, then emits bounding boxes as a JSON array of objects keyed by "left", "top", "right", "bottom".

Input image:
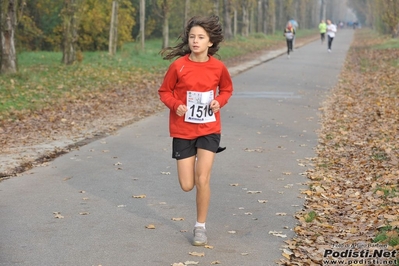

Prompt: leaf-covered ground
[
  {"left": 278, "top": 30, "right": 399, "bottom": 265},
  {"left": 0, "top": 70, "right": 167, "bottom": 177}
]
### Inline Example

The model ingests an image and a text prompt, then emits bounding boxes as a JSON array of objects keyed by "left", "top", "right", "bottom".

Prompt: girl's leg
[
  {"left": 176, "top": 156, "right": 196, "bottom": 192},
  {"left": 286, "top": 40, "right": 290, "bottom": 55},
  {"left": 195, "top": 148, "right": 215, "bottom": 223}
]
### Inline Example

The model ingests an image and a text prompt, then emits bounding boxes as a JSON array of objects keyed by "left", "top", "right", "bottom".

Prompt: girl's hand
[
  {"left": 210, "top": 100, "right": 220, "bottom": 113},
  {"left": 176, "top": 104, "right": 188, "bottom": 116}
]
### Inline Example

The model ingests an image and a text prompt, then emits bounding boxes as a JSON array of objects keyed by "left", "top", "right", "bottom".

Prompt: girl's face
[{"left": 188, "top": 26, "right": 213, "bottom": 56}]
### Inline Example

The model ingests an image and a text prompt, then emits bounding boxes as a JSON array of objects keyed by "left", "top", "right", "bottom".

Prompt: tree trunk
[
  {"left": 262, "top": 0, "right": 267, "bottom": 34},
  {"left": 257, "top": 0, "right": 262, "bottom": 33},
  {"left": 61, "top": 0, "right": 80, "bottom": 65},
  {"left": 223, "top": 0, "right": 232, "bottom": 39},
  {"left": 233, "top": 7, "right": 237, "bottom": 37},
  {"left": 0, "top": 0, "right": 18, "bottom": 74},
  {"left": 140, "top": 0, "right": 145, "bottom": 50},
  {"left": 109, "top": 0, "right": 118, "bottom": 56},
  {"left": 267, "top": 0, "right": 276, "bottom": 34},
  {"left": 250, "top": 4, "right": 255, "bottom": 34},
  {"left": 184, "top": 0, "right": 190, "bottom": 28},
  {"left": 140, "top": 0, "right": 145, "bottom": 49},
  {"left": 213, "top": 0, "right": 219, "bottom": 16},
  {"left": 320, "top": 0, "right": 326, "bottom": 21},
  {"left": 162, "top": 16, "right": 169, "bottom": 48},
  {"left": 241, "top": 4, "right": 249, "bottom": 37},
  {"left": 277, "top": 0, "right": 283, "bottom": 30}
]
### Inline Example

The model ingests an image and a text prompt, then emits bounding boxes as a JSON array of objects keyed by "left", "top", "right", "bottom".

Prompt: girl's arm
[
  {"left": 215, "top": 66, "right": 233, "bottom": 108},
  {"left": 158, "top": 66, "right": 184, "bottom": 112}
]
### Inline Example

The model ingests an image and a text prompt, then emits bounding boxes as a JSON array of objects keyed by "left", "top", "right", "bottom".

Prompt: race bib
[
  {"left": 285, "top": 32, "right": 293, "bottom": 40},
  {"left": 185, "top": 91, "right": 216, "bottom": 123}
]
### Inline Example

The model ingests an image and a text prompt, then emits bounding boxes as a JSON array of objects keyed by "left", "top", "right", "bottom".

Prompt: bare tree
[
  {"left": 109, "top": 0, "right": 119, "bottom": 56},
  {"left": 0, "top": 0, "right": 18, "bottom": 74}
]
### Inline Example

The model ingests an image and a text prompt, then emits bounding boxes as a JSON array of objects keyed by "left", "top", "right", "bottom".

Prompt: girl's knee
[
  {"left": 195, "top": 176, "right": 210, "bottom": 189},
  {"left": 180, "top": 182, "right": 194, "bottom": 192}
]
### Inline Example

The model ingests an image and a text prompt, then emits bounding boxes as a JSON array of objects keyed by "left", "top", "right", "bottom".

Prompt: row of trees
[
  {"left": 1, "top": 0, "right": 352, "bottom": 75},
  {"left": 348, "top": 0, "right": 399, "bottom": 37}
]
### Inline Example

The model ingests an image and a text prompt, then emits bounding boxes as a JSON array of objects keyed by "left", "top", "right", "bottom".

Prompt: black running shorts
[{"left": 172, "top": 134, "right": 221, "bottom": 160}]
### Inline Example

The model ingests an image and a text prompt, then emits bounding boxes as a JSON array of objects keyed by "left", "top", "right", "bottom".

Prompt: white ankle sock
[{"left": 195, "top": 222, "right": 206, "bottom": 229}]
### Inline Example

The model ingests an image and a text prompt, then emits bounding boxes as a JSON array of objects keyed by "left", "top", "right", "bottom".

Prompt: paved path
[{"left": 0, "top": 30, "right": 353, "bottom": 266}]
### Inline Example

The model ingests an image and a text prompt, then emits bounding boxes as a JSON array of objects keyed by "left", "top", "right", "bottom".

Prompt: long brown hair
[{"left": 160, "top": 15, "right": 224, "bottom": 60}]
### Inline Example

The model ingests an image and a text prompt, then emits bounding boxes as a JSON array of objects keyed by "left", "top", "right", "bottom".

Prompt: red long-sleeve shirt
[{"left": 158, "top": 54, "right": 233, "bottom": 139}]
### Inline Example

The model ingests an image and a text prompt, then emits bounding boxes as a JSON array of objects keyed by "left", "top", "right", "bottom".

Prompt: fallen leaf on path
[
  {"left": 188, "top": 252, "right": 204, "bottom": 257},
  {"left": 184, "top": 261, "right": 199, "bottom": 265},
  {"left": 145, "top": 224, "right": 155, "bottom": 229},
  {"left": 53, "top": 212, "right": 64, "bottom": 219},
  {"left": 171, "top": 217, "right": 184, "bottom": 221},
  {"left": 247, "top": 191, "right": 262, "bottom": 194},
  {"left": 132, "top": 194, "right": 146, "bottom": 198},
  {"left": 244, "top": 148, "right": 264, "bottom": 152},
  {"left": 269, "top": 231, "right": 287, "bottom": 238},
  {"left": 211, "top": 261, "right": 221, "bottom": 264}
]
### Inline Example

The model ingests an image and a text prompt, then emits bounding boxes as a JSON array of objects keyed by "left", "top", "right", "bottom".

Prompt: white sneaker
[
  {"left": 287, "top": 54, "right": 290, "bottom": 59},
  {"left": 328, "top": 49, "right": 331, "bottom": 53},
  {"left": 192, "top": 226, "right": 207, "bottom": 246}
]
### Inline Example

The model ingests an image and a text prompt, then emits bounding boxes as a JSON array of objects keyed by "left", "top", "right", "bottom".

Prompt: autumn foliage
[{"left": 278, "top": 29, "right": 399, "bottom": 265}]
